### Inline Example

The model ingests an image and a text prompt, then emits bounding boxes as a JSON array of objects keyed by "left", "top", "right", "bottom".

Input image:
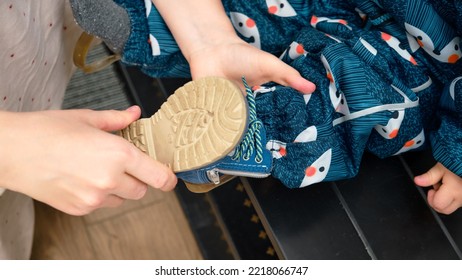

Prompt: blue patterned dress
[{"left": 114, "top": 0, "right": 462, "bottom": 189}]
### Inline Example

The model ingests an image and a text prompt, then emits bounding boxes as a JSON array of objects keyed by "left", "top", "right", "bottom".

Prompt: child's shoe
[
  {"left": 118, "top": 77, "right": 273, "bottom": 192},
  {"left": 70, "top": 0, "right": 190, "bottom": 76},
  {"left": 70, "top": 0, "right": 130, "bottom": 73}
]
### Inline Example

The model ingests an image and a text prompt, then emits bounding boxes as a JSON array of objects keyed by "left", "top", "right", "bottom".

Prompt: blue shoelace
[{"left": 231, "top": 77, "right": 264, "bottom": 163}]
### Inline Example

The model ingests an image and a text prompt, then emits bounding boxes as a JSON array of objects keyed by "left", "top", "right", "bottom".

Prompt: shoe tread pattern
[{"left": 120, "top": 77, "right": 247, "bottom": 172}]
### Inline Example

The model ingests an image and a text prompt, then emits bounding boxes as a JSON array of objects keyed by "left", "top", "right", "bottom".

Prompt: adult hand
[
  {"left": 414, "top": 163, "right": 462, "bottom": 215},
  {"left": 0, "top": 106, "right": 177, "bottom": 216}
]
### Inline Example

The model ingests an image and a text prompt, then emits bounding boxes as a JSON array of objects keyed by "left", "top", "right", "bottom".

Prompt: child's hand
[
  {"left": 151, "top": 0, "right": 316, "bottom": 95},
  {"left": 414, "top": 163, "right": 462, "bottom": 214},
  {"left": 187, "top": 36, "right": 317, "bottom": 95}
]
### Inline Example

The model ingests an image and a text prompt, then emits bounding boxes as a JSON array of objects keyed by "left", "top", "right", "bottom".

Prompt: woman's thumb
[{"left": 85, "top": 105, "right": 141, "bottom": 131}]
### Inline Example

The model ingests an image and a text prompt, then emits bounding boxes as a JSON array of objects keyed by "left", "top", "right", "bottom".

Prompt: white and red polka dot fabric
[
  {"left": 0, "top": 0, "right": 82, "bottom": 259},
  {"left": 0, "top": 0, "right": 81, "bottom": 113}
]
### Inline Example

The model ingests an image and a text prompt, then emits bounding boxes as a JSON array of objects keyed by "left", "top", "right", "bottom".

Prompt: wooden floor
[{"left": 31, "top": 188, "right": 203, "bottom": 260}]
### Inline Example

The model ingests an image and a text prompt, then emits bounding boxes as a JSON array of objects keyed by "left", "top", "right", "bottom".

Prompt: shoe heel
[
  {"left": 73, "top": 32, "right": 121, "bottom": 73},
  {"left": 184, "top": 174, "right": 236, "bottom": 193},
  {"left": 119, "top": 77, "right": 248, "bottom": 173}
]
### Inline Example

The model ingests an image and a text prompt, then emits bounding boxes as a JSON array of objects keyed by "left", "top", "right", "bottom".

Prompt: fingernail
[
  {"left": 301, "top": 81, "right": 317, "bottom": 94},
  {"left": 414, "top": 175, "right": 425, "bottom": 185},
  {"left": 126, "top": 105, "right": 139, "bottom": 112}
]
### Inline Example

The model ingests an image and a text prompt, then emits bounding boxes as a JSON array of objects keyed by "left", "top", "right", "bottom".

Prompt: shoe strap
[
  {"left": 73, "top": 32, "right": 121, "bottom": 73},
  {"left": 232, "top": 77, "right": 264, "bottom": 163}
]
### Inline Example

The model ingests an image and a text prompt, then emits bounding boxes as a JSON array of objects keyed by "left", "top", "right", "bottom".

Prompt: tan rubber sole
[{"left": 118, "top": 77, "right": 248, "bottom": 178}]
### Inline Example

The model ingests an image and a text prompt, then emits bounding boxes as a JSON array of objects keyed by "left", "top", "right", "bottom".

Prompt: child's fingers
[
  {"left": 440, "top": 200, "right": 462, "bottom": 215},
  {"left": 283, "top": 74, "right": 317, "bottom": 95},
  {"left": 427, "top": 181, "right": 462, "bottom": 214},
  {"left": 271, "top": 63, "right": 316, "bottom": 94},
  {"left": 414, "top": 163, "right": 446, "bottom": 187},
  {"left": 427, "top": 189, "right": 436, "bottom": 207},
  {"left": 428, "top": 186, "right": 455, "bottom": 214}
]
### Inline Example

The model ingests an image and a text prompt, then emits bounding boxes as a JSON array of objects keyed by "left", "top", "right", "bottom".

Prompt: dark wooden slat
[
  {"left": 209, "top": 178, "right": 279, "bottom": 260},
  {"left": 336, "top": 152, "right": 460, "bottom": 259},
  {"left": 245, "top": 177, "right": 371, "bottom": 260},
  {"left": 175, "top": 182, "right": 235, "bottom": 260}
]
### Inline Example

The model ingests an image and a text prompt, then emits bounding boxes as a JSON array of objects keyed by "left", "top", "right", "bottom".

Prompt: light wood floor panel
[
  {"left": 32, "top": 191, "right": 202, "bottom": 260},
  {"left": 84, "top": 188, "right": 167, "bottom": 224},
  {"left": 31, "top": 203, "right": 95, "bottom": 260},
  {"left": 87, "top": 195, "right": 202, "bottom": 260}
]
